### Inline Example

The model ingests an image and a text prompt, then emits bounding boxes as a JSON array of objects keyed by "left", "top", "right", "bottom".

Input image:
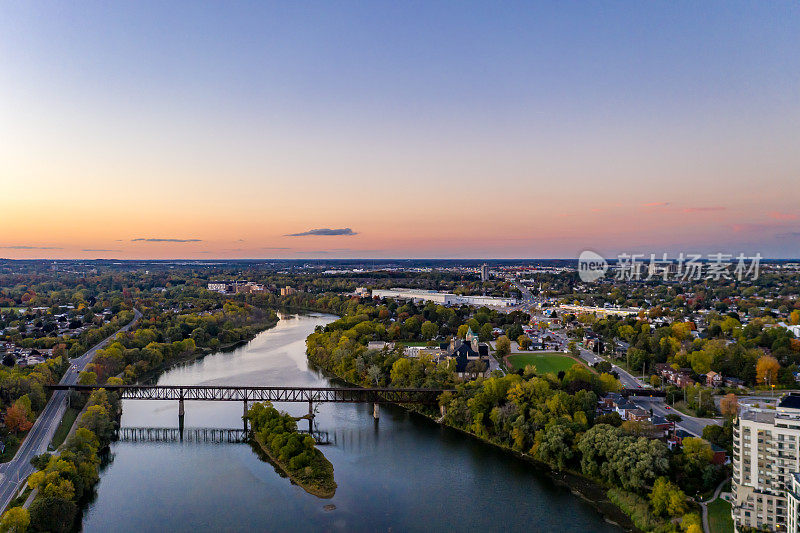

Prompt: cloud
[
  {"left": 294, "top": 250, "right": 331, "bottom": 254},
  {"left": 682, "top": 206, "right": 726, "bottom": 213},
  {"left": 770, "top": 212, "right": 799, "bottom": 221},
  {"left": 82, "top": 249, "right": 121, "bottom": 252},
  {"left": 642, "top": 202, "right": 670, "bottom": 208},
  {"left": 260, "top": 247, "right": 292, "bottom": 250},
  {"left": 131, "top": 238, "right": 202, "bottom": 243},
  {"left": 285, "top": 228, "right": 357, "bottom": 237},
  {"left": 0, "top": 245, "right": 62, "bottom": 250},
  {"left": 776, "top": 231, "right": 800, "bottom": 239}
]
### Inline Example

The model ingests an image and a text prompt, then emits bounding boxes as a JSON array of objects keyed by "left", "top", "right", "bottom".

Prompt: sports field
[{"left": 506, "top": 352, "right": 582, "bottom": 374}]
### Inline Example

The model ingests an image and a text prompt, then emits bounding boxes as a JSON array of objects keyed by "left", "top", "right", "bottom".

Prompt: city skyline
[{"left": 2, "top": 2, "right": 799, "bottom": 259}]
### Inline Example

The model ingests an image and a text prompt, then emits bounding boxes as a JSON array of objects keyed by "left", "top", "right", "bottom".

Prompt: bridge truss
[{"left": 48, "top": 385, "right": 448, "bottom": 405}]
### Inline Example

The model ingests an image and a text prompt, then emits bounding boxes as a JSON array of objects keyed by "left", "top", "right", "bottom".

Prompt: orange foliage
[{"left": 5, "top": 405, "right": 33, "bottom": 433}]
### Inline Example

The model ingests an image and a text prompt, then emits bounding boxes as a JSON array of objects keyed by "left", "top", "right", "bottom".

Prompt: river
[{"left": 80, "top": 313, "right": 624, "bottom": 532}]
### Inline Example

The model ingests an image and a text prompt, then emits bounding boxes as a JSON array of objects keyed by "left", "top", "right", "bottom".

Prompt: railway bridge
[{"left": 48, "top": 384, "right": 450, "bottom": 431}]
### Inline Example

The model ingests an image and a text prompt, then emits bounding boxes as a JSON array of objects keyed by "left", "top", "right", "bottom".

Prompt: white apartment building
[{"left": 733, "top": 393, "right": 800, "bottom": 531}]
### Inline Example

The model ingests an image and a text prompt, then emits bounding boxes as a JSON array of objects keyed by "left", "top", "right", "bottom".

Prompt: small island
[{"left": 247, "top": 402, "right": 337, "bottom": 499}]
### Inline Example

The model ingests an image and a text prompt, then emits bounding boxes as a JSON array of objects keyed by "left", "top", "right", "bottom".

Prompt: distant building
[
  {"left": 371, "top": 288, "right": 517, "bottom": 307},
  {"left": 480, "top": 263, "right": 490, "bottom": 282},
  {"left": 355, "top": 287, "right": 370, "bottom": 297},
  {"left": 280, "top": 286, "right": 297, "bottom": 296}
]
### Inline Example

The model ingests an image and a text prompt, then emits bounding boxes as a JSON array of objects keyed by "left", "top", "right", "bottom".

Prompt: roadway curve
[{"left": 0, "top": 308, "right": 142, "bottom": 513}]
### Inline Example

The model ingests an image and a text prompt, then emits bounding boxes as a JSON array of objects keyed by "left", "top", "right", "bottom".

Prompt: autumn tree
[
  {"left": 720, "top": 393, "right": 739, "bottom": 418},
  {"left": 0, "top": 506, "right": 30, "bottom": 533},
  {"left": 649, "top": 477, "right": 688, "bottom": 517},
  {"left": 756, "top": 355, "right": 780, "bottom": 387},
  {"left": 4, "top": 404, "right": 32, "bottom": 433}
]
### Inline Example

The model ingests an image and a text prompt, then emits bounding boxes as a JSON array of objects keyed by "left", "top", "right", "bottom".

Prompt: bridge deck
[{"left": 47, "top": 384, "right": 450, "bottom": 404}]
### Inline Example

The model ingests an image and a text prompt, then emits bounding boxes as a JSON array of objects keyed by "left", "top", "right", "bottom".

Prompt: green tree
[
  {"left": 420, "top": 321, "right": 439, "bottom": 340},
  {"left": 517, "top": 335, "right": 532, "bottom": 350},
  {"left": 495, "top": 336, "right": 511, "bottom": 357}
]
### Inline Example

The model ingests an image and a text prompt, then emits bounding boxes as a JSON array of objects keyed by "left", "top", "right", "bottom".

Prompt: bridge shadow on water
[{"left": 114, "top": 427, "right": 334, "bottom": 445}]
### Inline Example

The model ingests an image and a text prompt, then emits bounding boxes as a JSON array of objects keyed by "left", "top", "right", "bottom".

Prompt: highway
[{"left": 0, "top": 308, "right": 141, "bottom": 513}]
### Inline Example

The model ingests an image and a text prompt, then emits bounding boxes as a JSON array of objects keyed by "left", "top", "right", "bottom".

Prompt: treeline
[
  {"left": 82, "top": 302, "right": 277, "bottom": 384},
  {"left": 247, "top": 402, "right": 336, "bottom": 498}
]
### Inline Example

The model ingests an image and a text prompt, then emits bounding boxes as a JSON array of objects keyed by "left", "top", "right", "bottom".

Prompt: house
[
  {"left": 667, "top": 429, "right": 693, "bottom": 450},
  {"left": 655, "top": 364, "right": 695, "bottom": 388},
  {"left": 710, "top": 444, "right": 727, "bottom": 465},
  {"left": 626, "top": 408, "right": 650, "bottom": 422},
  {"left": 650, "top": 415, "right": 674, "bottom": 436},
  {"left": 723, "top": 376, "right": 746, "bottom": 389},
  {"left": 705, "top": 371, "right": 723, "bottom": 388},
  {"left": 367, "top": 341, "right": 393, "bottom": 351},
  {"left": 446, "top": 339, "right": 490, "bottom": 378}
]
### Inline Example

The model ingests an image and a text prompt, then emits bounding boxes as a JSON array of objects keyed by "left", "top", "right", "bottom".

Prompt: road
[
  {"left": 632, "top": 396, "right": 721, "bottom": 437},
  {"left": 0, "top": 308, "right": 141, "bottom": 513}
]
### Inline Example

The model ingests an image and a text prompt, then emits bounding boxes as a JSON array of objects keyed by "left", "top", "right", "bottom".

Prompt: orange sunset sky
[{"left": 1, "top": 3, "right": 799, "bottom": 259}]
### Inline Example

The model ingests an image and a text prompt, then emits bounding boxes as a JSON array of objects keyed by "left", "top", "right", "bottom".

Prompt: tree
[
  {"left": 598, "top": 373, "right": 621, "bottom": 393},
  {"left": 28, "top": 495, "right": 76, "bottom": 533},
  {"left": 0, "top": 507, "right": 29, "bottom": 533},
  {"left": 457, "top": 325, "right": 469, "bottom": 339},
  {"left": 4, "top": 405, "right": 32, "bottom": 433},
  {"left": 688, "top": 350, "right": 713, "bottom": 375},
  {"left": 649, "top": 477, "right": 687, "bottom": 517},
  {"left": 479, "top": 323, "right": 493, "bottom": 342},
  {"left": 421, "top": 320, "right": 439, "bottom": 340},
  {"left": 720, "top": 393, "right": 739, "bottom": 418},
  {"left": 790, "top": 310, "right": 800, "bottom": 326},
  {"left": 517, "top": 335, "right": 532, "bottom": 350},
  {"left": 495, "top": 336, "right": 511, "bottom": 357},
  {"left": 366, "top": 365, "right": 382, "bottom": 386},
  {"left": 681, "top": 513, "right": 702, "bottom": 533},
  {"left": 77, "top": 371, "right": 97, "bottom": 386},
  {"left": 756, "top": 355, "right": 780, "bottom": 387},
  {"left": 682, "top": 437, "right": 713, "bottom": 464}
]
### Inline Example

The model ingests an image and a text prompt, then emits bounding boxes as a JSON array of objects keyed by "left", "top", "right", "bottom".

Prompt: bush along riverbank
[
  {"left": 247, "top": 402, "right": 336, "bottom": 499},
  {"left": 304, "top": 309, "right": 723, "bottom": 532}
]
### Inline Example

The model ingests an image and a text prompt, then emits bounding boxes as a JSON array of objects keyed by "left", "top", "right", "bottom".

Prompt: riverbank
[
  {"left": 305, "top": 359, "right": 640, "bottom": 531},
  {"left": 134, "top": 315, "right": 280, "bottom": 385},
  {"left": 252, "top": 433, "right": 337, "bottom": 499}
]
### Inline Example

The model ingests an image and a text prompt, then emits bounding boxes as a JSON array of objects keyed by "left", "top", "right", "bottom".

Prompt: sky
[{"left": 1, "top": 1, "right": 799, "bottom": 259}]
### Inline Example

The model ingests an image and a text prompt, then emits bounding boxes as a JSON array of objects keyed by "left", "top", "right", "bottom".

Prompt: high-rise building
[
  {"left": 480, "top": 263, "right": 489, "bottom": 282},
  {"left": 732, "top": 393, "right": 800, "bottom": 531}
]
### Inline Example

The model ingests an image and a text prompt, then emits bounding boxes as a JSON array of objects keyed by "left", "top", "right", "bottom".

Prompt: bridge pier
[
  {"left": 243, "top": 400, "right": 248, "bottom": 432},
  {"left": 373, "top": 403, "right": 380, "bottom": 419},
  {"left": 308, "top": 400, "right": 314, "bottom": 432},
  {"left": 178, "top": 398, "right": 185, "bottom": 438}
]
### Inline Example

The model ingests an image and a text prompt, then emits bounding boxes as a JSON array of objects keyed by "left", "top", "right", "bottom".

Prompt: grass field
[
  {"left": 506, "top": 352, "right": 582, "bottom": 374},
  {"left": 50, "top": 407, "right": 80, "bottom": 450},
  {"left": 708, "top": 498, "right": 734, "bottom": 533}
]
